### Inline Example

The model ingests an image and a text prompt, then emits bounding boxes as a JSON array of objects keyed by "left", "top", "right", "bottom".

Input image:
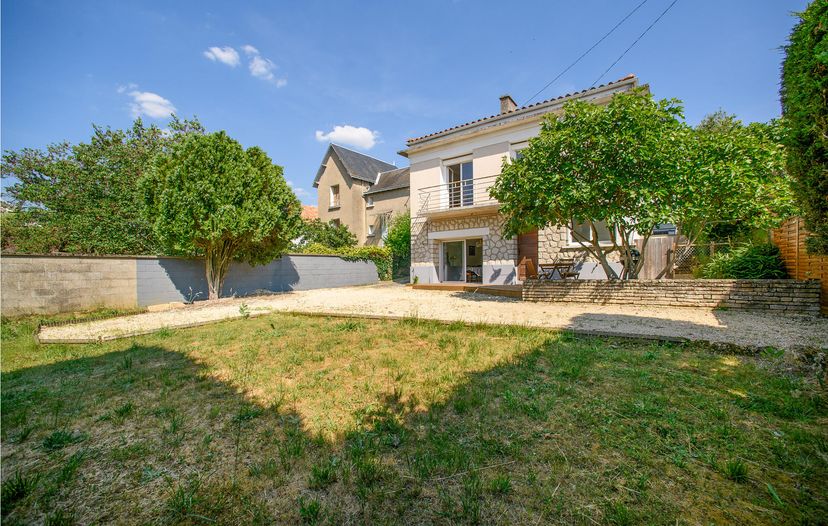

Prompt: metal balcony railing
[{"left": 418, "top": 174, "right": 499, "bottom": 215}]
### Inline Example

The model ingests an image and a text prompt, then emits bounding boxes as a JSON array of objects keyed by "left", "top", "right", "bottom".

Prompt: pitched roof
[
  {"left": 301, "top": 205, "right": 318, "bottom": 220},
  {"left": 313, "top": 144, "right": 397, "bottom": 187},
  {"left": 364, "top": 167, "right": 410, "bottom": 195},
  {"left": 404, "top": 74, "right": 638, "bottom": 149}
]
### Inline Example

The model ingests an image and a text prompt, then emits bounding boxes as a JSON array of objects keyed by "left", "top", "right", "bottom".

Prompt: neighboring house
[
  {"left": 401, "top": 75, "right": 640, "bottom": 285},
  {"left": 301, "top": 205, "right": 319, "bottom": 220},
  {"left": 313, "top": 143, "right": 409, "bottom": 245}
]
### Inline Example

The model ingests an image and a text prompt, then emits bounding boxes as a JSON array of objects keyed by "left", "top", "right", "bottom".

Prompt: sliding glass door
[{"left": 442, "top": 241, "right": 465, "bottom": 282}]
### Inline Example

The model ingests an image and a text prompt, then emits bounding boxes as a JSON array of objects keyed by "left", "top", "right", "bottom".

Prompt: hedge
[{"left": 298, "top": 243, "right": 392, "bottom": 281}]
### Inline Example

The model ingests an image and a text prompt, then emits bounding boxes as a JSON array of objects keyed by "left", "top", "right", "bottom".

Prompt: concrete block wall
[
  {"left": 1, "top": 254, "right": 379, "bottom": 316},
  {"left": 1, "top": 256, "right": 138, "bottom": 315},
  {"left": 523, "top": 279, "right": 822, "bottom": 314}
]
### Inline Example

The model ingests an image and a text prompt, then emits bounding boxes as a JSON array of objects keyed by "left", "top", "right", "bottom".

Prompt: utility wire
[
  {"left": 591, "top": 0, "right": 680, "bottom": 87},
  {"left": 523, "top": 0, "right": 649, "bottom": 106}
]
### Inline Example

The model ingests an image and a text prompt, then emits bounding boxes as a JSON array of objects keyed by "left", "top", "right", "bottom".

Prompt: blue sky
[{"left": 1, "top": 0, "right": 809, "bottom": 204}]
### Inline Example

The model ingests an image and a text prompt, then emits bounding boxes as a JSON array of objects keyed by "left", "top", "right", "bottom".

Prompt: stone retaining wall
[
  {"left": 1, "top": 254, "right": 379, "bottom": 316},
  {"left": 522, "top": 279, "right": 821, "bottom": 314}
]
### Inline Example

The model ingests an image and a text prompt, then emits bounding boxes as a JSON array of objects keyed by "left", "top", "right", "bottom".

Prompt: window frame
[
  {"left": 329, "top": 185, "right": 340, "bottom": 209},
  {"left": 567, "top": 219, "right": 617, "bottom": 247}
]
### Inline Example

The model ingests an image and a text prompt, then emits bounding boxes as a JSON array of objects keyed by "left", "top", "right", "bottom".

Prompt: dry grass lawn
[{"left": 1, "top": 312, "right": 826, "bottom": 525}]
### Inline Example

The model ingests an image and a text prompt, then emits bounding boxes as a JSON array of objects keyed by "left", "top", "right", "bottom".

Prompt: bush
[
  {"left": 294, "top": 219, "right": 357, "bottom": 250},
  {"left": 384, "top": 212, "right": 410, "bottom": 280},
  {"left": 700, "top": 243, "right": 788, "bottom": 279},
  {"left": 298, "top": 243, "right": 392, "bottom": 281}
]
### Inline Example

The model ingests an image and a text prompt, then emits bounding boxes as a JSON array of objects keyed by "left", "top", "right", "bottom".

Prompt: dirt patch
[{"left": 39, "top": 283, "right": 828, "bottom": 350}]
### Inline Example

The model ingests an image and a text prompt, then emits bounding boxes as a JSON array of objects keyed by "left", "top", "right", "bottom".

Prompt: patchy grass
[{"left": 1, "top": 312, "right": 826, "bottom": 524}]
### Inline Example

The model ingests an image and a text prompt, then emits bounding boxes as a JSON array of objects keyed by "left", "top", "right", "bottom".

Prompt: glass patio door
[{"left": 442, "top": 241, "right": 465, "bottom": 282}]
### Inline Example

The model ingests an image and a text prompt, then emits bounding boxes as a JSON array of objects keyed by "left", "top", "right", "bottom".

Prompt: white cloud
[
  {"left": 243, "top": 44, "right": 287, "bottom": 87},
  {"left": 287, "top": 180, "right": 311, "bottom": 200},
  {"left": 203, "top": 46, "right": 240, "bottom": 67},
  {"left": 315, "top": 125, "right": 379, "bottom": 150},
  {"left": 116, "top": 82, "right": 138, "bottom": 94},
  {"left": 127, "top": 90, "right": 177, "bottom": 119}
]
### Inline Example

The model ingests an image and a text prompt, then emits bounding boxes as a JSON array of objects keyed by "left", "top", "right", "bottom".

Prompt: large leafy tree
[
  {"left": 294, "top": 218, "right": 357, "bottom": 249},
  {"left": 657, "top": 113, "right": 795, "bottom": 277},
  {"left": 141, "top": 131, "right": 302, "bottom": 299},
  {"left": 491, "top": 89, "right": 686, "bottom": 279},
  {"left": 1, "top": 117, "right": 203, "bottom": 254},
  {"left": 781, "top": 0, "right": 828, "bottom": 254}
]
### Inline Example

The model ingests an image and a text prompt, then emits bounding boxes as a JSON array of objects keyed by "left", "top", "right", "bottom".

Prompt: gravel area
[{"left": 39, "top": 283, "right": 827, "bottom": 350}]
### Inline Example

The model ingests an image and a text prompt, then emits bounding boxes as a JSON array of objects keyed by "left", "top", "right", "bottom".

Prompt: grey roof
[
  {"left": 364, "top": 167, "right": 409, "bottom": 195},
  {"left": 313, "top": 144, "right": 397, "bottom": 187}
]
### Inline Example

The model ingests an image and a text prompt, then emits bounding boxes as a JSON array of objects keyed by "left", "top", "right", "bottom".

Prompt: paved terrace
[{"left": 37, "top": 283, "right": 827, "bottom": 351}]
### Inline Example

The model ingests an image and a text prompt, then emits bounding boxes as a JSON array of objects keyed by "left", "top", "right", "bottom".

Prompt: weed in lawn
[
  {"left": 298, "top": 496, "right": 323, "bottom": 524},
  {"left": 156, "top": 327, "right": 172, "bottom": 338},
  {"left": 335, "top": 320, "right": 365, "bottom": 332},
  {"left": 118, "top": 355, "right": 133, "bottom": 371},
  {"left": 239, "top": 303, "right": 251, "bottom": 318},
  {"left": 165, "top": 476, "right": 203, "bottom": 522},
  {"left": 55, "top": 450, "right": 87, "bottom": 486},
  {"left": 249, "top": 458, "right": 280, "bottom": 479},
  {"left": 725, "top": 459, "right": 748, "bottom": 483},
  {"left": 42, "top": 429, "right": 84, "bottom": 452},
  {"left": 604, "top": 501, "right": 633, "bottom": 525},
  {"left": 488, "top": 474, "right": 511, "bottom": 495},
  {"left": 461, "top": 472, "right": 482, "bottom": 524},
  {"left": 44, "top": 510, "right": 75, "bottom": 526},
  {"left": 309, "top": 456, "right": 338, "bottom": 490},
  {"left": 1, "top": 470, "right": 39, "bottom": 511}
]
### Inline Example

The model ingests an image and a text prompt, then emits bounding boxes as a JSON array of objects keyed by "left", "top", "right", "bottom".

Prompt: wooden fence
[{"left": 772, "top": 217, "right": 827, "bottom": 314}]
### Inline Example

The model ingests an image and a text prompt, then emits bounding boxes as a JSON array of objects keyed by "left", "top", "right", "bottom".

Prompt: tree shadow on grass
[{"left": 1, "top": 326, "right": 826, "bottom": 525}]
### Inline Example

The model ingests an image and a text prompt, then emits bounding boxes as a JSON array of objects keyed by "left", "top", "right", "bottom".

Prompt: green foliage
[
  {"left": 294, "top": 218, "right": 357, "bottom": 249},
  {"left": 492, "top": 89, "right": 688, "bottom": 279},
  {"left": 1, "top": 117, "right": 203, "bottom": 254},
  {"left": 141, "top": 131, "right": 303, "bottom": 299},
  {"left": 701, "top": 243, "right": 788, "bottom": 279},
  {"left": 781, "top": 0, "right": 828, "bottom": 253},
  {"left": 492, "top": 90, "right": 795, "bottom": 280},
  {"left": 299, "top": 242, "right": 392, "bottom": 281},
  {"left": 1, "top": 470, "right": 39, "bottom": 510},
  {"left": 384, "top": 211, "right": 410, "bottom": 279}
]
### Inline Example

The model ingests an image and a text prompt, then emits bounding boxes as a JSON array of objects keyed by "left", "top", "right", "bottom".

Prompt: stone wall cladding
[
  {"left": 538, "top": 225, "right": 621, "bottom": 264},
  {"left": 410, "top": 213, "right": 518, "bottom": 281},
  {"left": 523, "top": 278, "right": 821, "bottom": 314}
]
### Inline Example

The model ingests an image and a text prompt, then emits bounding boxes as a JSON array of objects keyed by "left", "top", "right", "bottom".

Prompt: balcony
[{"left": 418, "top": 174, "right": 500, "bottom": 218}]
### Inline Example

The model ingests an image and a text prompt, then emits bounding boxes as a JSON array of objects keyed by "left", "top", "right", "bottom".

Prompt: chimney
[{"left": 499, "top": 94, "right": 517, "bottom": 114}]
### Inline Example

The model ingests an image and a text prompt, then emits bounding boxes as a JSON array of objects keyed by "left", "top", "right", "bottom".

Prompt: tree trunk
[{"left": 205, "top": 239, "right": 235, "bottom": 300}]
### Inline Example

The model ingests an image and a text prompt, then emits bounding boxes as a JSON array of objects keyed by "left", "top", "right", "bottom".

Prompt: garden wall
[
  {"left": 1, "top": 254, "right": 379, "bottom": 316},
  {"left": 522, "top": 279, "right": 821, "bottom": 314}
]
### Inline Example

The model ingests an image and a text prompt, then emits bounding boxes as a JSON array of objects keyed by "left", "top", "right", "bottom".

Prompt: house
[
  {"left": 401, "top": 75, "right": 640, "bottom": 285},
  {"left": 301, "top": 205, "right": 319, "bottom": 220},
  {"left": 313, "top": 144, "right": 409, "bottom": 245}
]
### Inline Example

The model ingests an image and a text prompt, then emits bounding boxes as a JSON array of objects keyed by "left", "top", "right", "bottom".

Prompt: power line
[
  {"left": 523, "top": 0, "right": 649, "bottom": 106},
  {"left": 591, "top": 0, "right": 680, "bottom": 87}
]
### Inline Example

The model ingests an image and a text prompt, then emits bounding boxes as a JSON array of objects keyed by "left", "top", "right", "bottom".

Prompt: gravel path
[{"left": 39, "top": 283, "right": 827, "bottom": 350}]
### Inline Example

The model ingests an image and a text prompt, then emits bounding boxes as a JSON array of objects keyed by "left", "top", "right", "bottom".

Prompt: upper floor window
[
  {"left": 366, "top": 195, "right": 374, "bottom": 207},
  {"left": 368, "top": 224, "right": 375, "bottom": 236},
  {"left": 570, "top": 220, "right": 615, "bottom": 245},
  {"left": 446, "top": 161, "right": 473, "bottom": 208},
  {"left": 329, "top": 185, "right": 340, "bottom": 208},
  {"left": 331, "top": 218, "right": 341, "bottom": 227}
]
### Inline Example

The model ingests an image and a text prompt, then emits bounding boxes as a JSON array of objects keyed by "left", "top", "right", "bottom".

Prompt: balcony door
[
  {"left": 442, "top": 241, "right": 465, "bottom": 282},
  {"left": 446, "top": 161, "right": 473, "bottom": 208}
]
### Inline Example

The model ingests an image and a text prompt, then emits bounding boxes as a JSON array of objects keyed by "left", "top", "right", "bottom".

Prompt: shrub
[
  {"left": 294, "top": 219, "right": 357, "bottom": 250},
  {"left": 299, "top": 243, "right": 392, "bottom": 281},
  {"left": 701, "top": 243, "right": 787, "bottom": 279},
  {"left": 384, "top": 212, "right": 410, "bottom": 280}
]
